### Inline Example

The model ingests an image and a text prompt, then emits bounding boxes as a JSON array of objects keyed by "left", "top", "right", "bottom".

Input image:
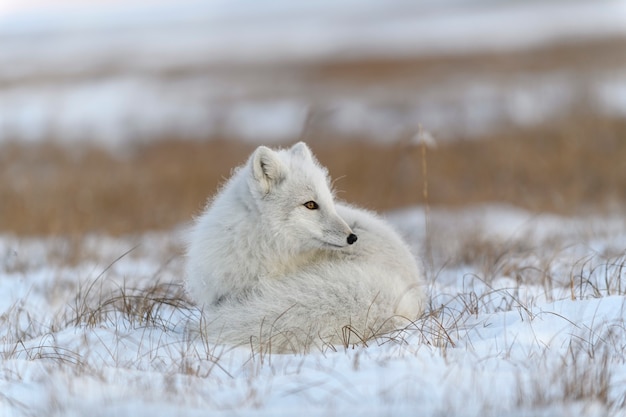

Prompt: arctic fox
[{"left": 185, "top": 142, "right": 425, "bottom": 353}]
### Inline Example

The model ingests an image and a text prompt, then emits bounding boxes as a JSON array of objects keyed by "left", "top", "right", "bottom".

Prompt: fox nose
[{"left": 347, "top": 233, "right": 358, "bottom": 245}]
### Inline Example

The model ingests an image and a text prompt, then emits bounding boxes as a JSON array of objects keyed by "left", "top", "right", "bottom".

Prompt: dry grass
[
  {"left": 2, "top": 37, "right": 626, "bottom": 237},
  {"left": 310, "top": 38, "right": 626, "bottom": 85},
  {"left": 0, "top": 140, "right": 257, "bottom": 236},
  {"left": 1, "top": 229, "right": 625, "bottom": 414},
  {"left": 1, "top": 113, "right": 625, "bottom": 236}
]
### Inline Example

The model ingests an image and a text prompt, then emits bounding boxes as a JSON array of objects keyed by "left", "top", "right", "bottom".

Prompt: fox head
[{"left": 246, "top": 142, "right": 357, "bottom": 252}]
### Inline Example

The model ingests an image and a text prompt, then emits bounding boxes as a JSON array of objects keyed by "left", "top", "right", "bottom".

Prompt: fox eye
[{"left": 303, "top": 201, "right": 319, "bottom": 210}]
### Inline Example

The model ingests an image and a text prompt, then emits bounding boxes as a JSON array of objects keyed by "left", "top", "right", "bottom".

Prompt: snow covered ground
[
  {"left": 1, "top": 0, "right": 626, "bottom": 146},
  {"left": 2, "top": 205, "right": 625, "bottom": 416}
]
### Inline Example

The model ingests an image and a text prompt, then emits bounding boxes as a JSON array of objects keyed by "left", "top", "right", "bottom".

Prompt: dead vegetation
[
  {"left": 2, "top": 37, "right": 626, "bottom": 237},
  {"left": 1, "top": 113, "right": 625, "bottom": 236},
  {"left": 1, "top": 227, "right": 625, "bottom": 414}
]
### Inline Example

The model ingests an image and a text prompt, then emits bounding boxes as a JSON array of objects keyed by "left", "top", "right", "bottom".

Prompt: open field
[
  {"left": 2, "top": 114, "right": 626, "bottom": 415},
  {"left": 2, "top": 7, "right": 626, "bottom": 237},
  {"left": 2, "top": 2, "right": 626, "bottom": 414},
  {"left": 1, "top": 113, "right": 625, "bottom": 236},
  {"left": 1, "top": 205, "right": 626, "bottom": 416}
]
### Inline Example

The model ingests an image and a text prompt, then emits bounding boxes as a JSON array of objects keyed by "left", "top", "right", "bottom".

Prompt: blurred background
[{"left": 1, "top": 0, "right": 625, "bottom": 235}]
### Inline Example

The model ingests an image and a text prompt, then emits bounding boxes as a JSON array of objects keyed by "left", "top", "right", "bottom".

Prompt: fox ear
[
  {"left": 251, "top": 146, "right": 285, "bottom": 193},
  {"left": 289, "top": 142, "right": 313, "bottom": 161}
]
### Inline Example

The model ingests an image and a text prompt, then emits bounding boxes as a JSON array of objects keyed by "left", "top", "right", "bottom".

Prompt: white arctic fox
[{"left": 185, "top": 142, "right": 425, "bottom": 353}]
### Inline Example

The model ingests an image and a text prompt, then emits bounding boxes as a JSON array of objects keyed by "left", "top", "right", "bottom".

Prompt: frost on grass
[{"left": 1, "top": 206, "right": 626, "bottom": 416}]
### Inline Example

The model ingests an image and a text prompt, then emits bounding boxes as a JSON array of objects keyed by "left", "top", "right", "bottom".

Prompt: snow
[
  {"left": 1, "top": 0, "right": 626, "bottom": 147},
  {"left": 2, "top": 205, "right": 626, "bottom": 416},
  {"left": 2, "top": 0, "right": 625, "bottom": 68}
]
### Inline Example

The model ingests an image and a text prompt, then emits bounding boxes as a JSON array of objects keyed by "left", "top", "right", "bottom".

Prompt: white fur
[{"left": 185, "top": 142, "right": 426, "bottom": 353}]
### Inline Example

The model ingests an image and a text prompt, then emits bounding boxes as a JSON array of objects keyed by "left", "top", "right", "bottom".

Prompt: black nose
[{"left": 347, "top": 233, "right": 358, "bottom": 245}]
